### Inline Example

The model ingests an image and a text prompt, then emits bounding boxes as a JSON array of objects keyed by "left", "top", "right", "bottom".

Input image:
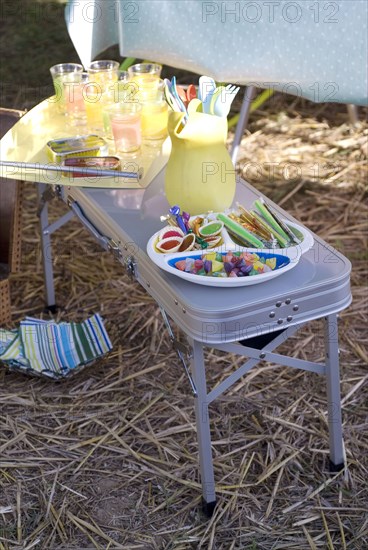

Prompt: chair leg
[
  {"left": 324, "top": 314, "right": 345, "bottom": 472},
  {"left": 347, "top": 104, "right": 359, "bottom": 125},
  {"left": 189, "top": 338, "right": 216, "bottom": 516}
]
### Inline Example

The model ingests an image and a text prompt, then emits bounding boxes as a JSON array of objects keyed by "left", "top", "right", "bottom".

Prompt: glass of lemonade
[
  {"left": 102, "top": 72, "right": 131, "bottom": 140},
  {"left": 107, "top": 102, "right": 142, "bottom": 154},
  {"left": 138, "top": 78, "right": 168, "bottom": 141},
  {"left": 63, "top": 72, "right": 89, "bottom": 125},
  {"left": 141, "top": 100, "right": 168, "bottom": 141},
  {"left": 83, "top": 80, "right": 108, "bottom": 133},
  {"left": 50, "top": 63, "right": 84, "bottom": 114},
  {"left": 87, "top": 60, "right": 120, "bottom": 92},
  {"left": 127, "top": 63, "right": 162, "bottom": 102},
  {"left": 110, "top": 70, "right": 130, "bottom": 102}
]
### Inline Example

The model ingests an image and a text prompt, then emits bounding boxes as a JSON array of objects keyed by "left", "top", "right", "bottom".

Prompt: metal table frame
[{"left": 36, "top": 180, "right": 347, "bottom": 516}]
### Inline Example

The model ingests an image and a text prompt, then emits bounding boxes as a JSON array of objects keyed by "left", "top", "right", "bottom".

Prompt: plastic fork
[
  {"left": 198, "top": 76, "right": 216, "bottom": 113},
  {"left": 213, "top": 85, "right": 240, "bottom": 117}
]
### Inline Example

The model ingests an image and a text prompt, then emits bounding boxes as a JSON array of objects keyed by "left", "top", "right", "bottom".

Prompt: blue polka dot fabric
[{"left": 65, "top": 0, "right": 367, "bottom": 105}]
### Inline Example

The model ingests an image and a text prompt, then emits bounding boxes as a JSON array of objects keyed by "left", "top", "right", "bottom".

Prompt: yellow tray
[{"left": 0, "top": 98, "right": 171, "bottom": 188}]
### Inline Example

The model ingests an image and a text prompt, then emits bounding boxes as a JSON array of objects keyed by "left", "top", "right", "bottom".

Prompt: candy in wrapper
[
  {"left": 63, "top": 156, "right": 120, "bottom": 177},
  {"left": 169, "top": 205, "right": 187, "bottom": 234}
]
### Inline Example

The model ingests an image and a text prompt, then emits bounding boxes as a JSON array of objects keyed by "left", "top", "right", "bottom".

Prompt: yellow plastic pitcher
[{"left": 165, "top": 111, "right": 236, "bottom": 215}]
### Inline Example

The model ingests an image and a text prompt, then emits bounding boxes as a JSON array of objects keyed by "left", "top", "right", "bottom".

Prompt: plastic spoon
[
  {"left": 187, "top": 98, "right": 203, "bottom": 113},
  {"left": 208, "top": 86, "right": 224, "bottom": 115},
  {"left": 198, "top": 76, "right": 216, "bottom": 106},
  {"left": 186, "top": 84, "right": 197, "bottom": 102},
  {"left": 176, "top": 85, "right": 189, "bottom": 107},
  {"left": 164, "top": 83, "right": 181, "bottom": 112}
]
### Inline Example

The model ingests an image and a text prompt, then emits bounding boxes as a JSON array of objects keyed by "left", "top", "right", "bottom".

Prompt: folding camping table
[{"left": 0, "top": 102, "right": 352, "bottom": 515}]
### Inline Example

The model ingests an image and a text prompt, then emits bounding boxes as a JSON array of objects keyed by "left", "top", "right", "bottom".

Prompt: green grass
[{"left": 0, "top": 0, "right": 122, "bottom": 108}]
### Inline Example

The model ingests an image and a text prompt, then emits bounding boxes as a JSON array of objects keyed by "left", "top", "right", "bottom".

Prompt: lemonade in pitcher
[{"left": 165, "top": 111, "right": 236, "bottom": 214}]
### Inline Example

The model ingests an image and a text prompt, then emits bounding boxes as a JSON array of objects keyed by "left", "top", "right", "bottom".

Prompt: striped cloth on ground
[{"left": 0, "top": 314, "right": 112, "bottom": 379}]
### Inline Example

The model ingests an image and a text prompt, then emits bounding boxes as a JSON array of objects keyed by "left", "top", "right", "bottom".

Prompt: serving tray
[{"left": 0, "top": 98, "right": 171, "bottom": 189}]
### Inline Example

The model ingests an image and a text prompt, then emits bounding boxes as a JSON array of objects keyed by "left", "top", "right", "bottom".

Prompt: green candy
[
  {"left": 254, "top": 199, "right": 290, "bottom": 246},
  {"left": 217, "top": 213, "right": 265, "bottom": 248}
]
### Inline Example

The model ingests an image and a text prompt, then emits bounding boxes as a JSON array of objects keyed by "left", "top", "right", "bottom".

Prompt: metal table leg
[
  {"left": 324, "top": 314, "right": 345, "bottom": 471},
  {"left": 188, "top": 337, "right": 217, "bottom": 516},
  {"left": 37, "top": 183, "right": 56, "bottom": 311},
  {"left": 37, "top": 184, "right": 75, "bottom": 311}
]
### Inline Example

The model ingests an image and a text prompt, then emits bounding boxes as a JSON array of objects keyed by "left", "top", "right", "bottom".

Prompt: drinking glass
[
  {"left": 50, "top": 63, "right": 84, "bottom": 114},
  {"left": 141, "top": 100, "right": 168, "bottom": 140},
  {"left": 108, "top": 70, "right": 130, "bottom": 102},
  {"left": 86, "top": 60, "right": 120, "bottom": 92},
  {"left": 107, "top": 103, "right": 142, "bottom": 153},
  {"left": 127, "top": 63, "right": 162, "bottom": 80},
  {"left": 127, "top": 63, "right": 162, "bottom": 102},
  {"left": 82, "top": 79, "right": 108, "bottom": 133},
  {"left": 63, "top": 72, "right": 89, "bottom": 125}
]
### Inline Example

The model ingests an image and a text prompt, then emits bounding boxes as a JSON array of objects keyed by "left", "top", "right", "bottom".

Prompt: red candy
[{"left": 175, "top": 260, "right": 187, "bottom": 271}]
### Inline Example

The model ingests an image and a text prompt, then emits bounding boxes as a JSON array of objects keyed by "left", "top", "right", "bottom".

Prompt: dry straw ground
[{"left": 1, "top": 91, "right": 367, "bottom": 549}]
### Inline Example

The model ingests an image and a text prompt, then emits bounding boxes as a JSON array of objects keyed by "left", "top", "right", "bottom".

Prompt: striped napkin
[{"left": 0, "top": 314, "right": 112, "bottom": 379}]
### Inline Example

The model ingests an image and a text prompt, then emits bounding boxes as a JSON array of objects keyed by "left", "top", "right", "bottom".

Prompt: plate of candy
[
  {"left": 148, "top": 199, "right": 313, "bottom": 258},
  {"left": 147, "top": 249, "right": 298, "bottom": 287},
  {"left": 146, "top": 199, "right": 311, "bottom": 286}
]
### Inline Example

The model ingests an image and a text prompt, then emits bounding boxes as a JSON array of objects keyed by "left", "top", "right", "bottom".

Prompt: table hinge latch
[
  {"left": 159, "top": 307, "right": 197, "bottom": 397},
  {"left": 107, "top": 239, "right": 122, "bottom": 260},
  {"left": 54, "top": 185, "right": 63, "bottom": 199},
  {"left": 37, "top": 186, "right": 56, "bottom": 217},
  {"left": 125, "top": 255, "right": 137, "bottom": 281}
]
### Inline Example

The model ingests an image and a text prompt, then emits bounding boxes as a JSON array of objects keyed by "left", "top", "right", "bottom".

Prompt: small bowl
[
  {"left": 178, "top": 233, "right": 196, "bottom": 252},
  {"left": 155, "top": 237, "right": 182, "bottom": 253},
  {"left": 203, "top": 235, "right": 222, "bottom": 248},
  {"left": 159, "top": 225, "right": 184, "bottom": 240},
  {"left": 199, "top": 221, "right": 224, "bottom": 238}
]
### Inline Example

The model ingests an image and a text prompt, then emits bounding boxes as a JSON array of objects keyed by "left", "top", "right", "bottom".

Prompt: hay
[{"left": 0, "top": 95, "right": 367, "bottom": 549}]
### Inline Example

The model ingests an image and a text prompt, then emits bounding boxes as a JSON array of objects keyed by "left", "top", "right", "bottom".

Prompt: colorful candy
[
  {"left": 199, "top": 221, "right": 223, "bottom": 238},
  {"left": 169, "top": 205, "right": 187, "bottom": 234},
  {"left": 174, "top": 251, "right": 280, "bottom": 278},
  {"left": 178, "top": 233, "right": 196, "bottom": 252},
  {"left": 156, "top": 237, "right": 182, "bottom": 253},
  {"left": 159, "top": 201, "right": 301, "bottom": 255},
  {"left": 216, "top": 213, "right": 265, "bottom": 248},
  {"left": 159, "top": 226, "right": 184, "bottom": 240}
]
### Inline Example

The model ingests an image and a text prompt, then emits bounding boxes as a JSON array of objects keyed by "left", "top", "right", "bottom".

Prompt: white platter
[{"left": 146, "top": 212, "right": 312, "bottom": 287}]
